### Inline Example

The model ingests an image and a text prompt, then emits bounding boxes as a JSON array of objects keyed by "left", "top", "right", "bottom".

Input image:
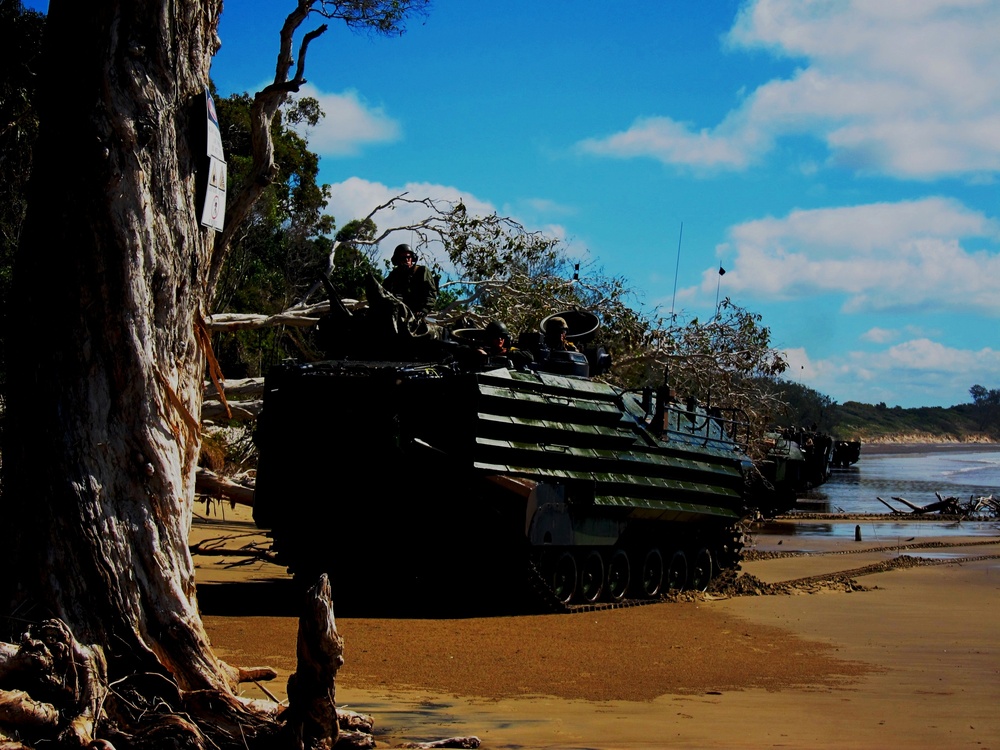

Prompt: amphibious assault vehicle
[
  {"left": 253, "top": 307, "right": 760, "bottom": 613},
  {"left": 832, "top": 439, "right": 862, "bottom": 468}
]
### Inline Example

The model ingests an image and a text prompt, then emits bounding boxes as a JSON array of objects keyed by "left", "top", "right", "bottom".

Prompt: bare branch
[
  {"left": 295, "top": 23, "right": 330, "bottom": 84},
  {"left": 210, "top": 2, "right": 329, "bottom": 300}
]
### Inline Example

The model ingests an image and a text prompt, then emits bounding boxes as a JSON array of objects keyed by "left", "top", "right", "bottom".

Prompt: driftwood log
[
  {"left": 397, "top": 740, "right": 482, "bottom": 749},
  {"left": 195, "top": 467, "right": 256, "bottom": 507},
  {"left": 202, "top": 399, "right": 263, "bottom": 423},
  {"left": 877, "top": 492, "right": 999, "bottom": 517},
  {"left": 205, "top": 304, "right": 330, "bottom": 332},
  {"left": 201, "top": 378, "right": 264, "bottom": 423},
  {"left": 202, "top": 378, "right": 266, "bottom": 399}
]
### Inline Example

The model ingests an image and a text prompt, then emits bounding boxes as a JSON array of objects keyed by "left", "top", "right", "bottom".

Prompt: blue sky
[{"left": 27, "top": 1, "right": 1000, "bottom": 408}]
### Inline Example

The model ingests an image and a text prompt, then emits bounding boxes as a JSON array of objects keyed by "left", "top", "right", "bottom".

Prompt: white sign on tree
[{"left": 200, "top": 89, "right": 227, "bottom": 231}]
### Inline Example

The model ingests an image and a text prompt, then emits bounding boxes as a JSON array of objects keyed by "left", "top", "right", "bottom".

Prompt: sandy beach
[{"left": 193, "top": 502, "right": 1000, "bottom": 749}]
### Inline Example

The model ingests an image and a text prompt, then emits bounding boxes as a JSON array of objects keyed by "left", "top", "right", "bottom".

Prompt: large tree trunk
[{"left": 2, "top": 0, "right": 229, "bottom": 691}]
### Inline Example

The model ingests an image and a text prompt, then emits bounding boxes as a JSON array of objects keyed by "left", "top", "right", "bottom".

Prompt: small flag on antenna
[{"left": 719, "top": 266, "right": 726, "bottom": 276}]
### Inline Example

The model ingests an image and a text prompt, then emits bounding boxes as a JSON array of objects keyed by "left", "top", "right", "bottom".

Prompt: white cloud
[
  {"left": 700, "top": 197, "right": 1000, "bottom": 315},
  {"left": 522, "top": 197, "right": 577, "bottom": 216},
  {"left": 783, "top": 338, "right": 1000, "bottom": 407},
  {"left": 577, "top": 116, "right": 757, "bottom": 169},
  {"left": 579, "top": 0, "right": 1000, "bottom": 178},
  {"left": 860, "top": 327, "right": 897, "bottom": 344},
  {"left": 290, "top": 84, "right": 400, "bottom": 157}
]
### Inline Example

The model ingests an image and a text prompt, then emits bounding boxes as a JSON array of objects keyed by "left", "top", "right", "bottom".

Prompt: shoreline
[{"left": 858, "top": 440, "right": 1000, "bottom": 455}]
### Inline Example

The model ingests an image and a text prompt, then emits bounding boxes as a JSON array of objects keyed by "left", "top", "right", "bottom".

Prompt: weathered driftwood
[
  {"left": 876, "top": 495, "right": 899, "bottom": 513},
  {"left": 877, "top": 492, "right": 999, "bottom": 517},
  {"left": 188, "top": 536, "right": 276, "bottom": 566},
  {"left": 202, "top": 398, "right": 263, "bottom": 422},
  {"left": 237, "top": 666, "right": 279, "bottom": 684},
  {"left": 203, "top": 378, "right": 265, "bottom": 399},
  {"left": 337, "top": 708, "right": 374, "bottom": 734},
  {"left": 893, "top": 493, "right": 962, "bottom": 514},
  {"left": 0, "top": 690, "right": 59, "bottom": 730},
  {"left": 0, "top": 731, "right": 42, "bottom": 750},
  {"left": 205, "top": 303, "right": 331, "bottom": 332},
  {"left": 970, "top": 493, "right": 999, "bottom": 515},
  {"left": 283, "top": 573, "right": 346, "bottom": 749},
  {"left": 0, "top": 643, "right": 16, "bottom": 671},
  {"left": 200, "top": 378, "right": 264, "bottom": 424},
  {"left": 182, "top": 689, "right": 280, "bottom": 748},
  {"left": 878, "top": 494, "right": 959, "bottom": 514},
  {"left": 397, "top": 739, "right": 482, "bottom": 749},
  {"left": 195, "top": 467, "right": 255, "bottom": 507}
]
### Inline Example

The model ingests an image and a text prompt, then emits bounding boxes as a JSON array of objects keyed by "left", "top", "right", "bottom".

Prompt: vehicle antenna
[
  {"left": 714, "top": 263, "right": 726, "bottom": 319},
  {"left": 669, "top": 221, "right": 683, "bottom": 321}
]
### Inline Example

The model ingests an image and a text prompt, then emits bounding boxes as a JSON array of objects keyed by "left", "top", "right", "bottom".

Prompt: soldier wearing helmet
[
  {"left": 483, "top": 320, "right": 512, "bottom": 355},
  {"left": 383, "top": 243, "right": 438, "bottom": 318},
  {"left": 472, "top": 320, "right": 531, "bottom": 370},
  {"left": 543, "top": 316, "right": 577, "bottom": 351}
]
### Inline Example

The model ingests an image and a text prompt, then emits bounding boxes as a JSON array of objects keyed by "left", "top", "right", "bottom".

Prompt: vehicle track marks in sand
[
  {"left": 727, "top": 537, "right": 1000, "bottom": 596},
  {"left": 745, "top": 536, "right": 1000, "bottom": 560}
]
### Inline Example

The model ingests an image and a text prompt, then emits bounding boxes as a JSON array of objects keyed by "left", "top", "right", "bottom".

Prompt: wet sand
[{"left": 193, "top": 504, "right": 1000, "bottom": 749}]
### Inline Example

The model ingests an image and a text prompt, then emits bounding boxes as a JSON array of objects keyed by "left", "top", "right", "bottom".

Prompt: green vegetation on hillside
[
  {"left": 833, "top": 401, "right": 986, "bottom": 442},
  {"left": 769, "top": 381, "right": 999, "bottom": 443}
]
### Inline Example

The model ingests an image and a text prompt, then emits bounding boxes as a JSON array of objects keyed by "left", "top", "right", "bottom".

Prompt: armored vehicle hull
[
  {"left": 254, "top": 357, "right": 754, "bottom": 613},
  {"left": 832, "top": 440, "right": 862, "bottom": 468}
]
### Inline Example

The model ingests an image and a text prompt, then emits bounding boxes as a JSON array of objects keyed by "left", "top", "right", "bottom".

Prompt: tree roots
[{"left": 2, "top": 575, "right": 478, "bottom": 749}]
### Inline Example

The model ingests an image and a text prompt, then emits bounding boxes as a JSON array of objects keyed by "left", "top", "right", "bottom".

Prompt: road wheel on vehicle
[
  {"left": 667, "top": 550, "right": 687, "bottom": 592},
  {"left": 606, "top": 549, "right": 631, "bottom": 602},
  {"left": 551, "top": 552, "right": 577, "bottom": 604},
  {"left": 579, "top": 550, "right": 605, "bottom": 603},
  {"left": 690, "top": 547, "right": 713, "bottom": 592},
  {"left": 641, "top": 548, "right": 664, "bottom": 597}
]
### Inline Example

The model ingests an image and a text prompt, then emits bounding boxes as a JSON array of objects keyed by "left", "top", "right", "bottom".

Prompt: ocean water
[
  {"left": 758, "top": 445, "right": 1000, "bottom": 541},
  {"left": 804, "top": 445, "right": 1000, "bottom": 515}
]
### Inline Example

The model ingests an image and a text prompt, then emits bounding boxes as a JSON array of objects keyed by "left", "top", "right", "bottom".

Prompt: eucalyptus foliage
[{"left": 211, "top": 92, "right": 337, "bottom": 375}]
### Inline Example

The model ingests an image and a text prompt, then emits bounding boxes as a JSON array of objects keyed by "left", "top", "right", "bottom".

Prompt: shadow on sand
[{"left": 196, "top": 576, "right": 548, "bottom": 619}]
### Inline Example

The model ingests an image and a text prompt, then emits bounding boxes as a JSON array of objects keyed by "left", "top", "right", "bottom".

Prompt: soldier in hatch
[
  {"left": 482, "top": 320, "right": 513, "bottom": 357},
  {"left": 382, "top": 243, "right": 438, "bottom": 318},
  {"left": 543, "top": 316, "right": 577, "bottom": 351},
  {"left": 474, "top": 320, "right": 532, "bottom": 369}
]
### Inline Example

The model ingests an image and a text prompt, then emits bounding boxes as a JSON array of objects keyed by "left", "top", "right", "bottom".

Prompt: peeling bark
[{"left": 3, "top": 0, "right": 230, "bottom": 693}]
